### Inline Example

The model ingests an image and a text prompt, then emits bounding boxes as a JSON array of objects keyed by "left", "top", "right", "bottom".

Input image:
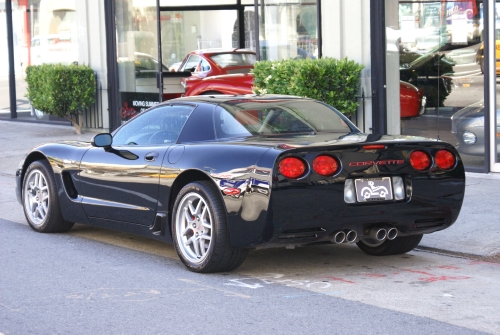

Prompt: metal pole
[
  {"left": 316, "top": 0, "right": 322, "bottom": 59},
  {"left": 6, "top": 0, "right": 17, "bottom": 119},
  {"left": 484, "top": 0, "right": 493, "bottom": 172},
  {"left": 104, "top": 0, "right": 119, "bottom": 131},
  {"left": 370, "top": 0, "right": 387, "bottom": 135},
  {"left": 254, "top": 0, "right": 260, "bottom": 60},
  {"left": 156, "top": 0, "right": 163, "bottom": 103}
]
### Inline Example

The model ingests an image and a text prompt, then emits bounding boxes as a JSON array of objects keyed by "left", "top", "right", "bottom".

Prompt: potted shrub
[
  {"left": 25, "top": 63, "right": 96, "bottom": 134},
  {"left": 252, "top": 57, "right": 364, "bottom": 117}
]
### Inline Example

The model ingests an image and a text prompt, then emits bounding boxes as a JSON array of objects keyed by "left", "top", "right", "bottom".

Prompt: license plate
[{"left": 354, "top": 177, "right": 393, "bottom": 202}]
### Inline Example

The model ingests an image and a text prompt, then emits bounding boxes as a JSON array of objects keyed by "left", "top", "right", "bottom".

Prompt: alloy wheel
[
  {"left": 24, "top": 169, "right": 50, "bottom": 227},
  {"left": 175, "top": 192, "right": 213, "bottom": 263}
]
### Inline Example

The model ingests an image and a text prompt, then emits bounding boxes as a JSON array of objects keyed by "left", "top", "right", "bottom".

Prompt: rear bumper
[{"left": 228, "top": 174, "right": 465, "bottom": 248}]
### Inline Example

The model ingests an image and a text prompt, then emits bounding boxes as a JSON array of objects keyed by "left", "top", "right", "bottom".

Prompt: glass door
[
  {"left": 159, "top": 9, "right": 239, "bottom": 68},
  {"left": 491, "top": 1, "right": 500, "bottom": 171},
  {"left": 395, "top": 0, "right": 486, "bottom": 170},
  {"left": 258, "top": 0, "right": 318, "bottom": 61}
]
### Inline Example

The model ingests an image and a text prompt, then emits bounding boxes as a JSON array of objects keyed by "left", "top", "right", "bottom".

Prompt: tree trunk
[{"left": 64, "top": 114, "right": 83, "bottom": 134}]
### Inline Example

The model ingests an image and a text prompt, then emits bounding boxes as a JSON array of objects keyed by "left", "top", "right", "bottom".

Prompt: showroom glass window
[
  {"left": 1, "top": 0, "right": 79, "bottom": 121},
  {"left": 495, "top": 2, "right": 500, "bottom": 169},
  {"left": 389, "top": 0, "right": 485, "bottom": 170},
  {"left": 114, "top": 0, "right": 255, "bottom": 125},
  {"left": 258, "top": 0, "right": 318, "bottom": 61},
  {"left": 114, "top": 0, "right": 159, "bottom": 125}
]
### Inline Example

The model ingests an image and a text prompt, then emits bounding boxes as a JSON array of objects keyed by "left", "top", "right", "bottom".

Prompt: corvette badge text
[{"left": 349, "top": 160, "right": 405, "bottom": 167}]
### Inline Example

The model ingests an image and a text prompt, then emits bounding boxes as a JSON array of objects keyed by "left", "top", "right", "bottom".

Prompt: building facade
[{"left": 1, "top": 0, "right": 498, "bottom": 172}]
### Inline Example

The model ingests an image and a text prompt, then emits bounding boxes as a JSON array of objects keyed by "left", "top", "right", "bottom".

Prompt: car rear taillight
[
  {"left": 279, "top": 157, "right": 307, "bottom": 179},
  {"left": 410, "top": 150, "right": 431, "bottom": 171},
  {"left": 435, "top": 149, "right": 456, "bottom": 170},
  {"left": 312, "top": 155, "right": 340, "bottom": 176}
]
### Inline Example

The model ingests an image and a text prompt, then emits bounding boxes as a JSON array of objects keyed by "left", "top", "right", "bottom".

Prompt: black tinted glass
[
  {"left": 113, "top": 105, "right": 194, "bottom": 145},
  {"left": 215, "top": 99, "right": 356, "bottom": 137},
  {"left": 177, "top": 105, "right": 216, "bottom": 142}
]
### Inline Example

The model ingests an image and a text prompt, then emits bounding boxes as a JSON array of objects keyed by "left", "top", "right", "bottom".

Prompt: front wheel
[
  {"left": 22, "top": 160, "right": 74, "bottom": 233},
  {"left": 356, "top": 234, "right": 423, "bottom": 256},
  {"left": 172, "top": 181, "right": 248, "bottom": 273}
]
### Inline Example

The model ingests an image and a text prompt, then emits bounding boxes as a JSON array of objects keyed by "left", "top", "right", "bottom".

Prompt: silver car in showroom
[{"left": 451, "top": 100, "right": 500, "bottom": 156}]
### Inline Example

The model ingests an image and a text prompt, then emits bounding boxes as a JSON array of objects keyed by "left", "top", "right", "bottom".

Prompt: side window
[
  {"left": 113, "top": 105, "right": 195, "bottom": 146},
  {"left": 214, "top": 106, "right": 252, "bottom": 139},
  {"left": 197, "top": 59, "right": 211, "bottom": 72},
  {"left": 180, "top": 55, "right": 201, "bottom": 72}
]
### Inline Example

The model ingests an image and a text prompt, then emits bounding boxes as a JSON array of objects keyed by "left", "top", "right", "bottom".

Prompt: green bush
[
  {"left": 252, "top": 58, "right": 364, "bottom": 117},
  {"left": 25, "top": 63, "right": 96, "bottom": 133}
]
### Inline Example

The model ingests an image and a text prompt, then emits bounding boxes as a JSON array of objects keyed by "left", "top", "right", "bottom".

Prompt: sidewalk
[{"left": 1, "top": 120, "right": 499, "bottom": 262}]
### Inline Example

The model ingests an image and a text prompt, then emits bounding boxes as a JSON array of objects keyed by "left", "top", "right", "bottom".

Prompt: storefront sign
[{"left": 119, "top": 92, "right": 160, "bottom": 124}]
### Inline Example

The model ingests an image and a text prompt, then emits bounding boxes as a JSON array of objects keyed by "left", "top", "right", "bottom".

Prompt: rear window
[
  {"left": 214, "top": 100, "right": 355, "bottom": 139},
  {"left": 210, "top": 53, "right": 256, "bottom": 67}
]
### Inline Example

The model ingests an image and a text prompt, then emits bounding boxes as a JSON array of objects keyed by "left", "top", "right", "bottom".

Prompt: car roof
[
  {"left": 164, "top": 94, "right": 312, "bottom": 106},
  {"left": 189, "top": 48, "right": 256, "bottom": 56}
]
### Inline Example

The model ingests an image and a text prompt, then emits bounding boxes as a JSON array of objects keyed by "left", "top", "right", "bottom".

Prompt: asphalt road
[
  {"left": 0, "top": 217, "right": 495, "bottom": 335},
  {"left": 1, "top": 80, "right": 500, "bottom": 334}
]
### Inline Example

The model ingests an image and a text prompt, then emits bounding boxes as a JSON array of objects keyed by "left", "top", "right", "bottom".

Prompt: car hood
[
  {"left": 451, "top": 102, "right": 485, "bottom": 125},
  {"left": 451, "top": 102, "right": 500, "bottom": 128}
]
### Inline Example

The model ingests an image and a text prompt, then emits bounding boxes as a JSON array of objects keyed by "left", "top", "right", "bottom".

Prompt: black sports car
[{"left": 16, "top": 95, "right": 466, "bottom": 273}]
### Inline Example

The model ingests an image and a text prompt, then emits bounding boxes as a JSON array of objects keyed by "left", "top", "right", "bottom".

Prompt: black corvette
[{"left": 16, "top": 95, "right": 465, "bottom": 273}]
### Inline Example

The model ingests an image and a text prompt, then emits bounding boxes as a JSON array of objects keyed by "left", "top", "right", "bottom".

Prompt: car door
[{"left": 79, "top": 104, "right": 195, "bottom": 225}]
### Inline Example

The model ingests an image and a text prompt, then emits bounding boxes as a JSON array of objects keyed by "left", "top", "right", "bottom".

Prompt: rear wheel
[
  {"left": 356, "top": 234, "right": 423, "bottom": 256},
  {"left": 22, "top": 160, "right": 74, "bottom": 233},
  {"left": 172, "top": 181, "right": 248, "bottom": 273}
]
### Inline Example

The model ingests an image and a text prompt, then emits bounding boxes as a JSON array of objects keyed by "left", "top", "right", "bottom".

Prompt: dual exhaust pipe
[
  {"left": 330, "top": 227, "right": 398, "bottom": 244},
  {"left": 330, "top": 230, "right": 358, "bottom": 244},
  {"left": 369, "top": 227, "right": 398, "bottom": 241}
]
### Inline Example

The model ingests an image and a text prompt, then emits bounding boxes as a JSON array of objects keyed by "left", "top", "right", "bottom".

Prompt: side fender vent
[
  {"left": 278, "top": 227, "right": 326, "bottom": 239},
  {"left": 62, "top": 172, "right": 79, "bottom": 199}
]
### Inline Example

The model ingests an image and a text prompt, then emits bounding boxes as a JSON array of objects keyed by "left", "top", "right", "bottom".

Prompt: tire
[
  {"left": 22, "top": 160, "right": 74, "bottom": 233},
  {"left": 356, "top": 234, "right": 423, "bottom": 256},
  {"left": 172, "top": 181, "right": 248, "bottom": 273}
]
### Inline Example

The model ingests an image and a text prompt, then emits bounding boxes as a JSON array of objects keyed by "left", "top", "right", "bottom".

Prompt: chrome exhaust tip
[
  {"left": 369, "top": 227, "right": 387, "bottom": 241},
  {"left": 387, "top": 227, "right": 398, "bottom": 240},
  {"left": 344, "top": 230, "right": 357, "bottom": 243},
  {"left": 330, "top": 231, "right": 346, "bottom": 244}
]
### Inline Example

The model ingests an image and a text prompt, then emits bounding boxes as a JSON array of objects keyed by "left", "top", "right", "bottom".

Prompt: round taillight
[
  {"left": 435, "top": 149, "right": 456, "bottom": 170},
  {"left": 410, "top": 150, "right": 431, "bottom": 171},
  {"left": 279, "top": 157, "right": 306, "bottom": 179},
  {"left": 312, "top": 155, "right": 339, "bottom": 176}
]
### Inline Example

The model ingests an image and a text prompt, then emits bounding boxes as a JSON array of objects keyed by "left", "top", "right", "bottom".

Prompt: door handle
[{"left": 145, "top": 152, "right": 159, "bottom": 162}]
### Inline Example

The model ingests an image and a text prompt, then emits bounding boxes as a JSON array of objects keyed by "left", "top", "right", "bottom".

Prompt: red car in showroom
[
  {"left": 184, "top": 73, "right": 426, "bottom": 118},
  {"left": 177, "top": 48, "right": 256, "bottom": 78}
]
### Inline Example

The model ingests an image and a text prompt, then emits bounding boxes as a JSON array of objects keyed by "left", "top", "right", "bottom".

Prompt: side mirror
[{"left": 91, "top": 133, "right": 112, "bottom": 148}]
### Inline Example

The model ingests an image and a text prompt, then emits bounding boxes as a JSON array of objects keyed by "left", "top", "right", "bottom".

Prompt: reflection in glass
[
  {"left": 259, "top": 1, "right": 318, "bottom": 61},
  {"left": 397, "top": 0, "right": 485, "bottom": 169},
  {"left": 2, "top": 0, "right": 80, "bottom": 120}
]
